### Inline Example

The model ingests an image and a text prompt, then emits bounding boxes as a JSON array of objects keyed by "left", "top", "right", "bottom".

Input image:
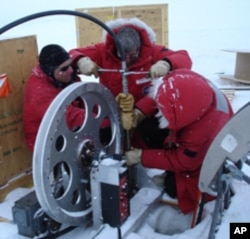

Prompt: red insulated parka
[
  {"left": 135, "top": 69, "right": 234, "bottom": 214},
  {"left": 69, "top": 18, "right": 192, "bottom": 103},
  {"left": 23, "top": 65, "right": 84, "bottom": 151}
]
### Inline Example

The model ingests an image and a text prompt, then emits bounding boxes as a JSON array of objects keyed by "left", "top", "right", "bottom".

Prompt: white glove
[
  {"left": 150, "top": 60, "right": 171, "bottom": 78},
  {"left": 77, "top": 57, "right": 99, "bottom": 78},
  {"left": 125, "top": 148, "right": 142, "bottom": 166}
]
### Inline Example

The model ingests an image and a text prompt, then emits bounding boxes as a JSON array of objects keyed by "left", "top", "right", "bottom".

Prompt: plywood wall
[
  {"left": 75, "top": 4, "right": 168, "bottom": 47},
  {"left": 0, "top": 35, "right": 38, "bottom": 200}
]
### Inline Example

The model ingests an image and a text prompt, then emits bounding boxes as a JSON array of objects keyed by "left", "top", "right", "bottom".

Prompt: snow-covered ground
[{"left": 1, "top": 0, "right": 250, "bottom": 239}]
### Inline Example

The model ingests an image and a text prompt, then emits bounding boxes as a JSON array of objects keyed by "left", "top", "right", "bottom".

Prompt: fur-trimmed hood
[
  {"left": 102, "top": 18, "right": 157, "bottom": 53},
  {"left": 103, "top": 17, "right": 156, "bottom": 43}
]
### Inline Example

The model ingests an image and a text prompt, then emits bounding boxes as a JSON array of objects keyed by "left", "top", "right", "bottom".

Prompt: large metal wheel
[{"left": 32, "top": 82, "right": 123, "bottom": 226}]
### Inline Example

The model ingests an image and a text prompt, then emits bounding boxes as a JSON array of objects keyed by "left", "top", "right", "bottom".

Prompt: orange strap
[
  {"left": 191, "top": 191, "right": 205, "bottom": 228},
  {"left": 0, "top": 73, "right": 11, "bottom": 97}
]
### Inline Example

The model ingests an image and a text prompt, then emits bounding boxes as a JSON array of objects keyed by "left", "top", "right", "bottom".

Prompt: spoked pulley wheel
[{"left": 32, "top": 82, "right": 123, "bottom": 226}]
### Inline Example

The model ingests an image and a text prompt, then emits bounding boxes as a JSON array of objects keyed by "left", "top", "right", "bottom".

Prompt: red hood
[{"left": 151, "top": 69, "right": 214, "bottom": 130}]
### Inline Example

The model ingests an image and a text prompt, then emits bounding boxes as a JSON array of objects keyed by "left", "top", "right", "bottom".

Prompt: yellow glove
[
  {"left": 125, "top": 148, "right": 142, "bottom": 166},
  {"left": 119, "top": 109, "right": 145, "bottom": 130},
  {"left": 120, "top": 111, "right": 134, "bottom": 130},
  {"left": 116, "top": 93, "right": 134, "bottom": 112},
  {"left": 77, "top": 57, "right": 99, "bottom": 78},
  {"left": 132, "top": 108, "right": 145, "bottom": 128},
  {"left": 150, "top": 60, "right": 171, "bottom": 79},
  {"left": 116, "top": 93, "right": 135, "bottom": 130}
]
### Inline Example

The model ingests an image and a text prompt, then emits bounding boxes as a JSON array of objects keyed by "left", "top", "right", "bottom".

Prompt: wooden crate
[
  {"left": 0, "top": 35, "right": 38, "bottom": 201},
  {"left": 75, "top": 4, "right": 168, "bottom": 47},
  {"left": 220, "top": 49, "right": 250, "bottom": 84}
]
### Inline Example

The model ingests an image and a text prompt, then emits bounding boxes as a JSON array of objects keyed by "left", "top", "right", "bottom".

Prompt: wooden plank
[
  {"left": 220, "top": 49, "right": 250, "bottom": 84},
  {"left": 0, "top": 172, "right": 33, "bottom": 202},
  {"left": 117, "top": 5, "right": 168, "bottom": 46},
  {"left": 76, "top": 8, "right": 117, "bottom": 47},
  {"left": 0, "top": 35, "right": 37, "bottom": 194},
  {"left": 75, "top": 4, "right": 168, "bottom": 47},
  {"left": 235, "top": 52, "right": 250, "bottom": 80},
  {"left": 220, "top": 74, "right": 250, "bottom": 85},
  {"left": 220, "top": 89, "right": 235, "bottom": 102},
  {"left": 222, "top": 49, "right": 250, "bottom": 54}
]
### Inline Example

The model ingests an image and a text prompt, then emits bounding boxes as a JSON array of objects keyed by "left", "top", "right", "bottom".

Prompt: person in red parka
[
  {"left": 69, "top": 17, "right": 192, "bottom": 103},
  {"left": 23, "top": 44, "right": 85, "bottom": 152},
  {"left": 69, "top": 17, "right": 192, "bottom": 147},
  {"left": 125, "top": 69, "right": 234, "bottom": 214}
]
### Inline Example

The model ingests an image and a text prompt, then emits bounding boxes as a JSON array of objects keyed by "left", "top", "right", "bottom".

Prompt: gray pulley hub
[{"left": 32, "top": 82, "right": 123, "bottom": 226}]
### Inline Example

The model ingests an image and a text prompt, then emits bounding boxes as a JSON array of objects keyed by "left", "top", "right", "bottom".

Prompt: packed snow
[{"left": 1, "top": 0, "right": 250, "bottom": 239}]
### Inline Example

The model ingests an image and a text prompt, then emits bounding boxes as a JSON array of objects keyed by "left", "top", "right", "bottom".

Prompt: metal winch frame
[
  {"left": 0, "top": 10, "right": 128, "bottom": 228},
  {"left": 1, "top": 11, "right": 158, "bottom": 237},
  {"left": 199, "top": 101, "right": 250, "bottom": 239},
  {"left": 32, "top": 82, "right": 124, "bottom": 226}
]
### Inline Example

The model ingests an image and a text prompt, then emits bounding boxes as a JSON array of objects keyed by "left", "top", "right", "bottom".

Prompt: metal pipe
[
  {"left": 0, "top": 10, "right": 123, "bottom": 60},
  {"left": 98, "top": 68, "right": 149, "bottom": 76}
]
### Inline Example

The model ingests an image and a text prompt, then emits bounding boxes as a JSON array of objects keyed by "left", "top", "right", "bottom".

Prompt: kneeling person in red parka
[{"left": 125, "top": 69, "right": 234, "bottom": 214}]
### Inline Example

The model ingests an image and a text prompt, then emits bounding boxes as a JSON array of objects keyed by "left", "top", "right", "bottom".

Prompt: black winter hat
[{"left": 39, "top": 44, "right": 70, "bottom": 77}]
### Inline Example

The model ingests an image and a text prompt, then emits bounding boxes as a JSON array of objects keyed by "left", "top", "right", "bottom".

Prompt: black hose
[
  {"left": 0, "top": 10, "right": 125, "bottom": 62},
  {"left": 0, "top": 9, "right": 128, "bottom": 94}
]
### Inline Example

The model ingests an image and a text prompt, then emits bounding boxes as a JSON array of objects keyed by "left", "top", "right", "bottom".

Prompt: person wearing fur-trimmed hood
[
  {"left": 69, "top": 17, "right": 192, "bottom": 103},
  {"left": 70, "top": 18, "right": 192, "bottom": 143}
]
